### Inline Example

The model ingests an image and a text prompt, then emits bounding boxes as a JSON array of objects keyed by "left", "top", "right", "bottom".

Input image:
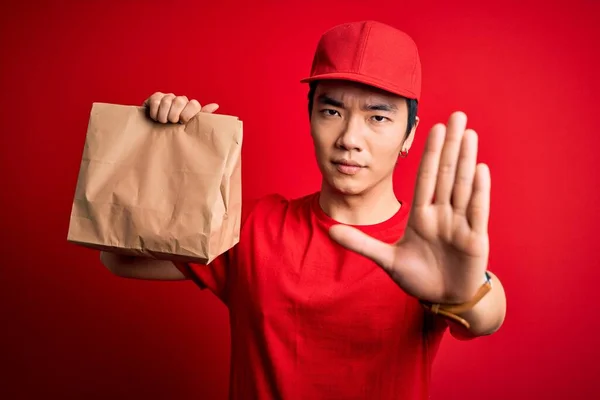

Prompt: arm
[
  {"left": 447, "top": 271, "right": 507, "bottom": 340},
  {"left": 329, "top": 112, "right": 508, "bottom": 340},
  {"left": 100, "top": 251, "right": 186, "bottom": 280},
  {"left": 100, "top": 251, "right": 185, "bottom": 280}
]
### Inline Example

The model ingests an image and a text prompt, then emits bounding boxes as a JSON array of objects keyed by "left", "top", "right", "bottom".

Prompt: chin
[
  {"left": 327, "top": 175, "right": 369, "bottom": 196},
  {"left": 319, "top": 162, "right": 373, "bottom": 196}
]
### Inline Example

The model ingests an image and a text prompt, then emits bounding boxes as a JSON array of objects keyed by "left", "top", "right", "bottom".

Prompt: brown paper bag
[{"left": 67, "top": 102, "right": 243, "bottom": 264}]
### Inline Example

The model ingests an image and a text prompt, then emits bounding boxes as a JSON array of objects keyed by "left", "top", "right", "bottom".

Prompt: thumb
[
  {"left": 328, "top": 224, "right": 396, "bottom": 271},
  {"left": 201, "top": 103, "right": 220, "bottom": 113}
]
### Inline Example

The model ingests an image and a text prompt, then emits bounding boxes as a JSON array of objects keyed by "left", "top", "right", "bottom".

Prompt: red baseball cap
[{"left": 300, "top": 20, "right": 422, "bottom": 101}]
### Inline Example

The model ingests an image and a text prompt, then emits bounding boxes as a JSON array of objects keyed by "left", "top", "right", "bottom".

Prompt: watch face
[{"left": 485, "top": 271, "right": 492, "bottom": 284}]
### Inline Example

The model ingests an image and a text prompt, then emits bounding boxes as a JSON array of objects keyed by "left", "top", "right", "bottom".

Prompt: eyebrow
[
  {"left": 317, "top": 94, "right": 344, "bottom": 108},
  {"left": 365, "top": 102, "right": 398, "bottom": 113},
  {"left": 316, "top": 94, "right": 398, "bottom": 113}
]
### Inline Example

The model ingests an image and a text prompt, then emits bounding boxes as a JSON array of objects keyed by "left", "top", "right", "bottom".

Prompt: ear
[{"left": 401, "top": 115, "right": 419, "bottom": 152}]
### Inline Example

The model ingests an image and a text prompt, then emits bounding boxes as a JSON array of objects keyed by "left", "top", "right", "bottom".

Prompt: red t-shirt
[{"left": 176, "top": 192, "right": 448, "bottom": 400}]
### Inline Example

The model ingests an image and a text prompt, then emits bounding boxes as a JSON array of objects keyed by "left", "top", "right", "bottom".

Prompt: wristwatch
[
  {"left": 484, "top": 270, "right": 492, "bottom": 286},
  {"left": 420, "top": 271, "right": 493, "bottom": 329}
]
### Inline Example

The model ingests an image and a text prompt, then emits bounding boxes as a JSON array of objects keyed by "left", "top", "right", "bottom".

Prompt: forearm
[
  {"left": 100, "top": 251, "right": 186, "bottom": 280},
  {"left": 448, "top": 271, "right": 507, "bottom": 339}
]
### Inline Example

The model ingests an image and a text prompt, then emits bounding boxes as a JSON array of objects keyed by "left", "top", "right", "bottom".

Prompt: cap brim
[{"left": 300, "top": 72, "right": 418, "bottom": 101}]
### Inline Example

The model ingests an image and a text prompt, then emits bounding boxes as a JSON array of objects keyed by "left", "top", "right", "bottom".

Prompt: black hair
[{"left": 307, "top": 81, "right": 418, "bottom": 138}]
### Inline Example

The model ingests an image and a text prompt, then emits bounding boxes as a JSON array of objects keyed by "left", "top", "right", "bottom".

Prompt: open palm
[{"left": 330, "top": 112, "right": 491, "bottom": 304}]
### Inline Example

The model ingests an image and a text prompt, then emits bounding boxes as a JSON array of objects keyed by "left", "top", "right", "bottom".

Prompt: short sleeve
[{"left": 174, "top": 197, "right": 261, "bottom": 303}]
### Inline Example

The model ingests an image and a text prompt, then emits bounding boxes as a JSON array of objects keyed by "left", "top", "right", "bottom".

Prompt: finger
[
  {"left": 451, "top": 129, "right": 478, "bottom": 215},
  {"left": 435, "top": 111, "right": 468, "bottom": 204},
  {"left": 144, "top": 92, "right": 164, "bottom": 121},
  {"left": 157, "top": 93, "right": 175, "bottom": 123},
  {"left": 467, "top": 163, "right": 491, "bottom": 234},
  {"left": 179, "top": 99, "right": 202, "bottom": 123},
  {"left": 201, "top": 103, "right": 220, "bottom": 113},
  {"left": 328, "top": 225, "right": 396, "bottom": 271},
  {"left": 412, "top": 124, "right": 446, "bottom": 207},
  {"left": 167, "top": 96, "right": 188, "bottom": 123}
]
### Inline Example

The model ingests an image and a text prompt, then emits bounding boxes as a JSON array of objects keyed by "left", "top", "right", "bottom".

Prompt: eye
[
  {"left": 371, "top": 115, "right": 390, "bottom": 123},
  {"left": 320, "top": 109, "right": 341, "bottom": 117}
]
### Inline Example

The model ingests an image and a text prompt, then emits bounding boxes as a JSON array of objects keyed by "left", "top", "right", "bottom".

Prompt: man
[{"left": 101, "top": 20, "right": 506, "bottom": 399}]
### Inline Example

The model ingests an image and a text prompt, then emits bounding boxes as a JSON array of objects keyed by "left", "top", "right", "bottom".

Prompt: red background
[{"left": 1, "top": 0, "right": 598, "bottom": 398}]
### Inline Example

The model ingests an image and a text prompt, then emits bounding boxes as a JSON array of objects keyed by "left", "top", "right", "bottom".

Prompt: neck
[{"left": 318, "top": 179, "right": 401, "bottom": 225}]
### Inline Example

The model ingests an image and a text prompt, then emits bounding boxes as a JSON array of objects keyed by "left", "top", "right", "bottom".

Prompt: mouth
[{"left": 332, "top": 159, "right": 364, "bottom": 176}]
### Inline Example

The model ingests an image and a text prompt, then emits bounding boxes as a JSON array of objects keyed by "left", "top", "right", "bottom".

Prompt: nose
[{"left": 335, "top": 116, "right": 364, "bottom": 152}]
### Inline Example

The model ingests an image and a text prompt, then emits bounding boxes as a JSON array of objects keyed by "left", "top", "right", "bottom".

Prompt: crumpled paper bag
[{"left": 67, "top": 102, "right": 243, "bottom": 264}]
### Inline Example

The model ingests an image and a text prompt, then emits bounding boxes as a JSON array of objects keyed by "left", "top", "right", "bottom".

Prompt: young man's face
[{"left": 310, "top": 80, "right": 418, "bottom": 196}]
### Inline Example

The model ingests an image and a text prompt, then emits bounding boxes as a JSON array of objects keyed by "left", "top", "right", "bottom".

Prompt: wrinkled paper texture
[{"left": 67, "top": 102, "right": 243, "bottom": 264}]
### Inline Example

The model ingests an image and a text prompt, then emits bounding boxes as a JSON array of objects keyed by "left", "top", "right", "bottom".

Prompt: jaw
[{"left": 328, "top": 175, "right": 367, "bottom": 196}]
